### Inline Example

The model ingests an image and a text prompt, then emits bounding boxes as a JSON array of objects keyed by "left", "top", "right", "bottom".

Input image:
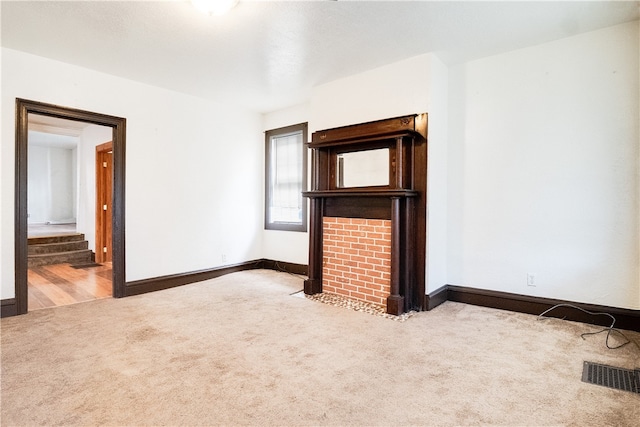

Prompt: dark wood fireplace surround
[{"left": 303, "top": 114, "right": 428, "bottom": 315}]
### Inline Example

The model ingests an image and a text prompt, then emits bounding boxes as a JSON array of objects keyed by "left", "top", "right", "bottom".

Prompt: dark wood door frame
[{"left": 15, "top": 99, "right": 127, "bottom": 315}]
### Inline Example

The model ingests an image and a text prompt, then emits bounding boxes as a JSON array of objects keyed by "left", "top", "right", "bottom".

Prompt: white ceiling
[{"left": 2, "top": 0, "right": 639, "bottom": 113}]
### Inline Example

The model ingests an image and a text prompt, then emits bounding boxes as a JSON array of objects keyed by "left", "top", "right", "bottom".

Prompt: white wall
[
  {"left": 310, "top": 53, "right": 449, "bottom": 293},
  {"left": 27, "top": 145, "right": 50, "bottom": 224},
  {"left": 1, "top": 47, "right": 264, "bottom": 299},
  {"left": 77, "top": 124, "right": 113, "bottom": 252},
  {"left": 261, "top": 103, "right": 311, "bottom": 265},
  {"left": 0, "top": 35, "right": 5, "bottom": 300},
  {"left": 48, "top": 146, "right": 75, "bottom": 222},
  {"left": 71, "top": 145, "right": 77, "bottom": 222},
  {"left": 447, "top": 21, "right": 639, "bottom": 309},
  {"left": 310, "top": 54, "right": 435, "bottom": 132},
  {"left": 28, "top": 144, "right": 77, "bottom": 224},
  {"left": 423, "top": 56, "right": 449, "bottom": 293}
]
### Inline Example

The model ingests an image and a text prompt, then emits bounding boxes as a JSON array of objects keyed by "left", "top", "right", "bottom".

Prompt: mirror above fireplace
[{"left": 337, "top": 148, "right": 389, "bottom": 188}]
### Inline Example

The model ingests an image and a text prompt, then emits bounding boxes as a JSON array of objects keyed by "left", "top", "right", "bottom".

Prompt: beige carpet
[{"left": 1, "top": 269, "right": 639, "bottom": 426}]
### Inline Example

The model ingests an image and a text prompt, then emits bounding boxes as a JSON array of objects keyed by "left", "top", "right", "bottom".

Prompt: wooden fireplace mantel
[
  {"left": 303, "top": 114, "right": 428, "bottom": 315},
  {"left": 303, "top": 189, "right": 418, "bottom": 198}
]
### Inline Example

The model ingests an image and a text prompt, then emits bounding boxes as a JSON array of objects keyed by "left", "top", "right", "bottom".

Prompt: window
[{"left": 265, "top": 123, "right": 307, "bottom": 231}]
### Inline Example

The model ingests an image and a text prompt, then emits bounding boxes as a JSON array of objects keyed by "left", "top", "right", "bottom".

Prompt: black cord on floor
[
  {"left": 537, "top": 303, "right": 640, "bottom": 351},
  {"left": 273, "top": 261, "right": 307, "bottom": 279}
]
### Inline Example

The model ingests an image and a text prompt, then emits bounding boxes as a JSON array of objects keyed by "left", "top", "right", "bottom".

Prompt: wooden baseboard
[
  {"left": 1, "top": 298, "right": 17, "bottom": 318},
  {"left": 425, "top": 285, "right": 640, "bottom": 332},
  {"left": 124, "top": 259, "right": 308, "bottom": 297},
  {"left": 424, "top": 285, "right": 448, "bottom": 311},
  {"left": 124, "top": 260, "right": 265, "bottom": 297}
]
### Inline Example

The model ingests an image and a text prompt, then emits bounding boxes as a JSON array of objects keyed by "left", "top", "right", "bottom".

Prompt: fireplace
[{"left": 303, "top": 114, "right": 428, "bottom": 315}]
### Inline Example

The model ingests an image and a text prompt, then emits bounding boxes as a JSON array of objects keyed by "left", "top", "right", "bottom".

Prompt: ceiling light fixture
[{"left": 191, "top": 0, "right": 239, "bottom": 16}]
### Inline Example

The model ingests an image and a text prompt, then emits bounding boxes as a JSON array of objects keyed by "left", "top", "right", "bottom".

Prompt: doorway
[
  {"left": 14, "top": 99, "right": 126, "bottom": 315},
  {"left": 26, "top": 114, "right": 114, "bottom": 310}
]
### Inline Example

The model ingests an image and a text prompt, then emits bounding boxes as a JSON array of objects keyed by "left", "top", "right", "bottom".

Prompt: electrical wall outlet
[
  {"left": 221, "top": 254, "right": 227, "bottom": 263},
  {"left": 527, "top": 273, "right": 536, "bottom": 287}
]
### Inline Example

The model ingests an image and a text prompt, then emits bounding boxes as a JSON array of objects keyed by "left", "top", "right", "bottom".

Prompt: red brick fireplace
[
  {"left": 303, "top": 114, "right": 428, "bottom": 315},
  {"left": 322, "top": 217, "right": 391, "bottom": 309}
]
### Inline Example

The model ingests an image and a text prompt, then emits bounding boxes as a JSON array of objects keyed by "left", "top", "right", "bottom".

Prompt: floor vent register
[{"left": 582, "top": 361, "right": 640, "bottom": 394}]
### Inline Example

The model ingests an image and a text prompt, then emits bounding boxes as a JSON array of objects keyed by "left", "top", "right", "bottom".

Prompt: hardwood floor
[{"left": 28, "top": 262, "right": 112, "bottom": 311}]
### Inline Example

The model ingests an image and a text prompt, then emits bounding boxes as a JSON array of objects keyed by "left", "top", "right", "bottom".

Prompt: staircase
[{"left": 28, "top": 234, "right": 93, "bottom": 268}]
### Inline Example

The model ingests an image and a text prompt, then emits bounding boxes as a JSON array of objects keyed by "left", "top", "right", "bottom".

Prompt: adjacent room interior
[{"left": 26, "top": 114, "right": 113, "bottom": 310}]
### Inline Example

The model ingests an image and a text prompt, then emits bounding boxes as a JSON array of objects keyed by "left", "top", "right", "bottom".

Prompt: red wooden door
[{"left": 96, "top": 141, "right": 113, "bottom": 263}]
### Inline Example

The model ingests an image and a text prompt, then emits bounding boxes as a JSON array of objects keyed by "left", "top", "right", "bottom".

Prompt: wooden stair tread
[
  {"left": 28, "top": 241, "right": 88, "bottom": 255},
  {"left": 28, "top": 249, "right": 92, "bottom": 258},
  {"left": 27, "top": 233, "right": 93, "bottom": 267},
  {"left": 28, "top": 233, "right": 85, "bottom": 245}
]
